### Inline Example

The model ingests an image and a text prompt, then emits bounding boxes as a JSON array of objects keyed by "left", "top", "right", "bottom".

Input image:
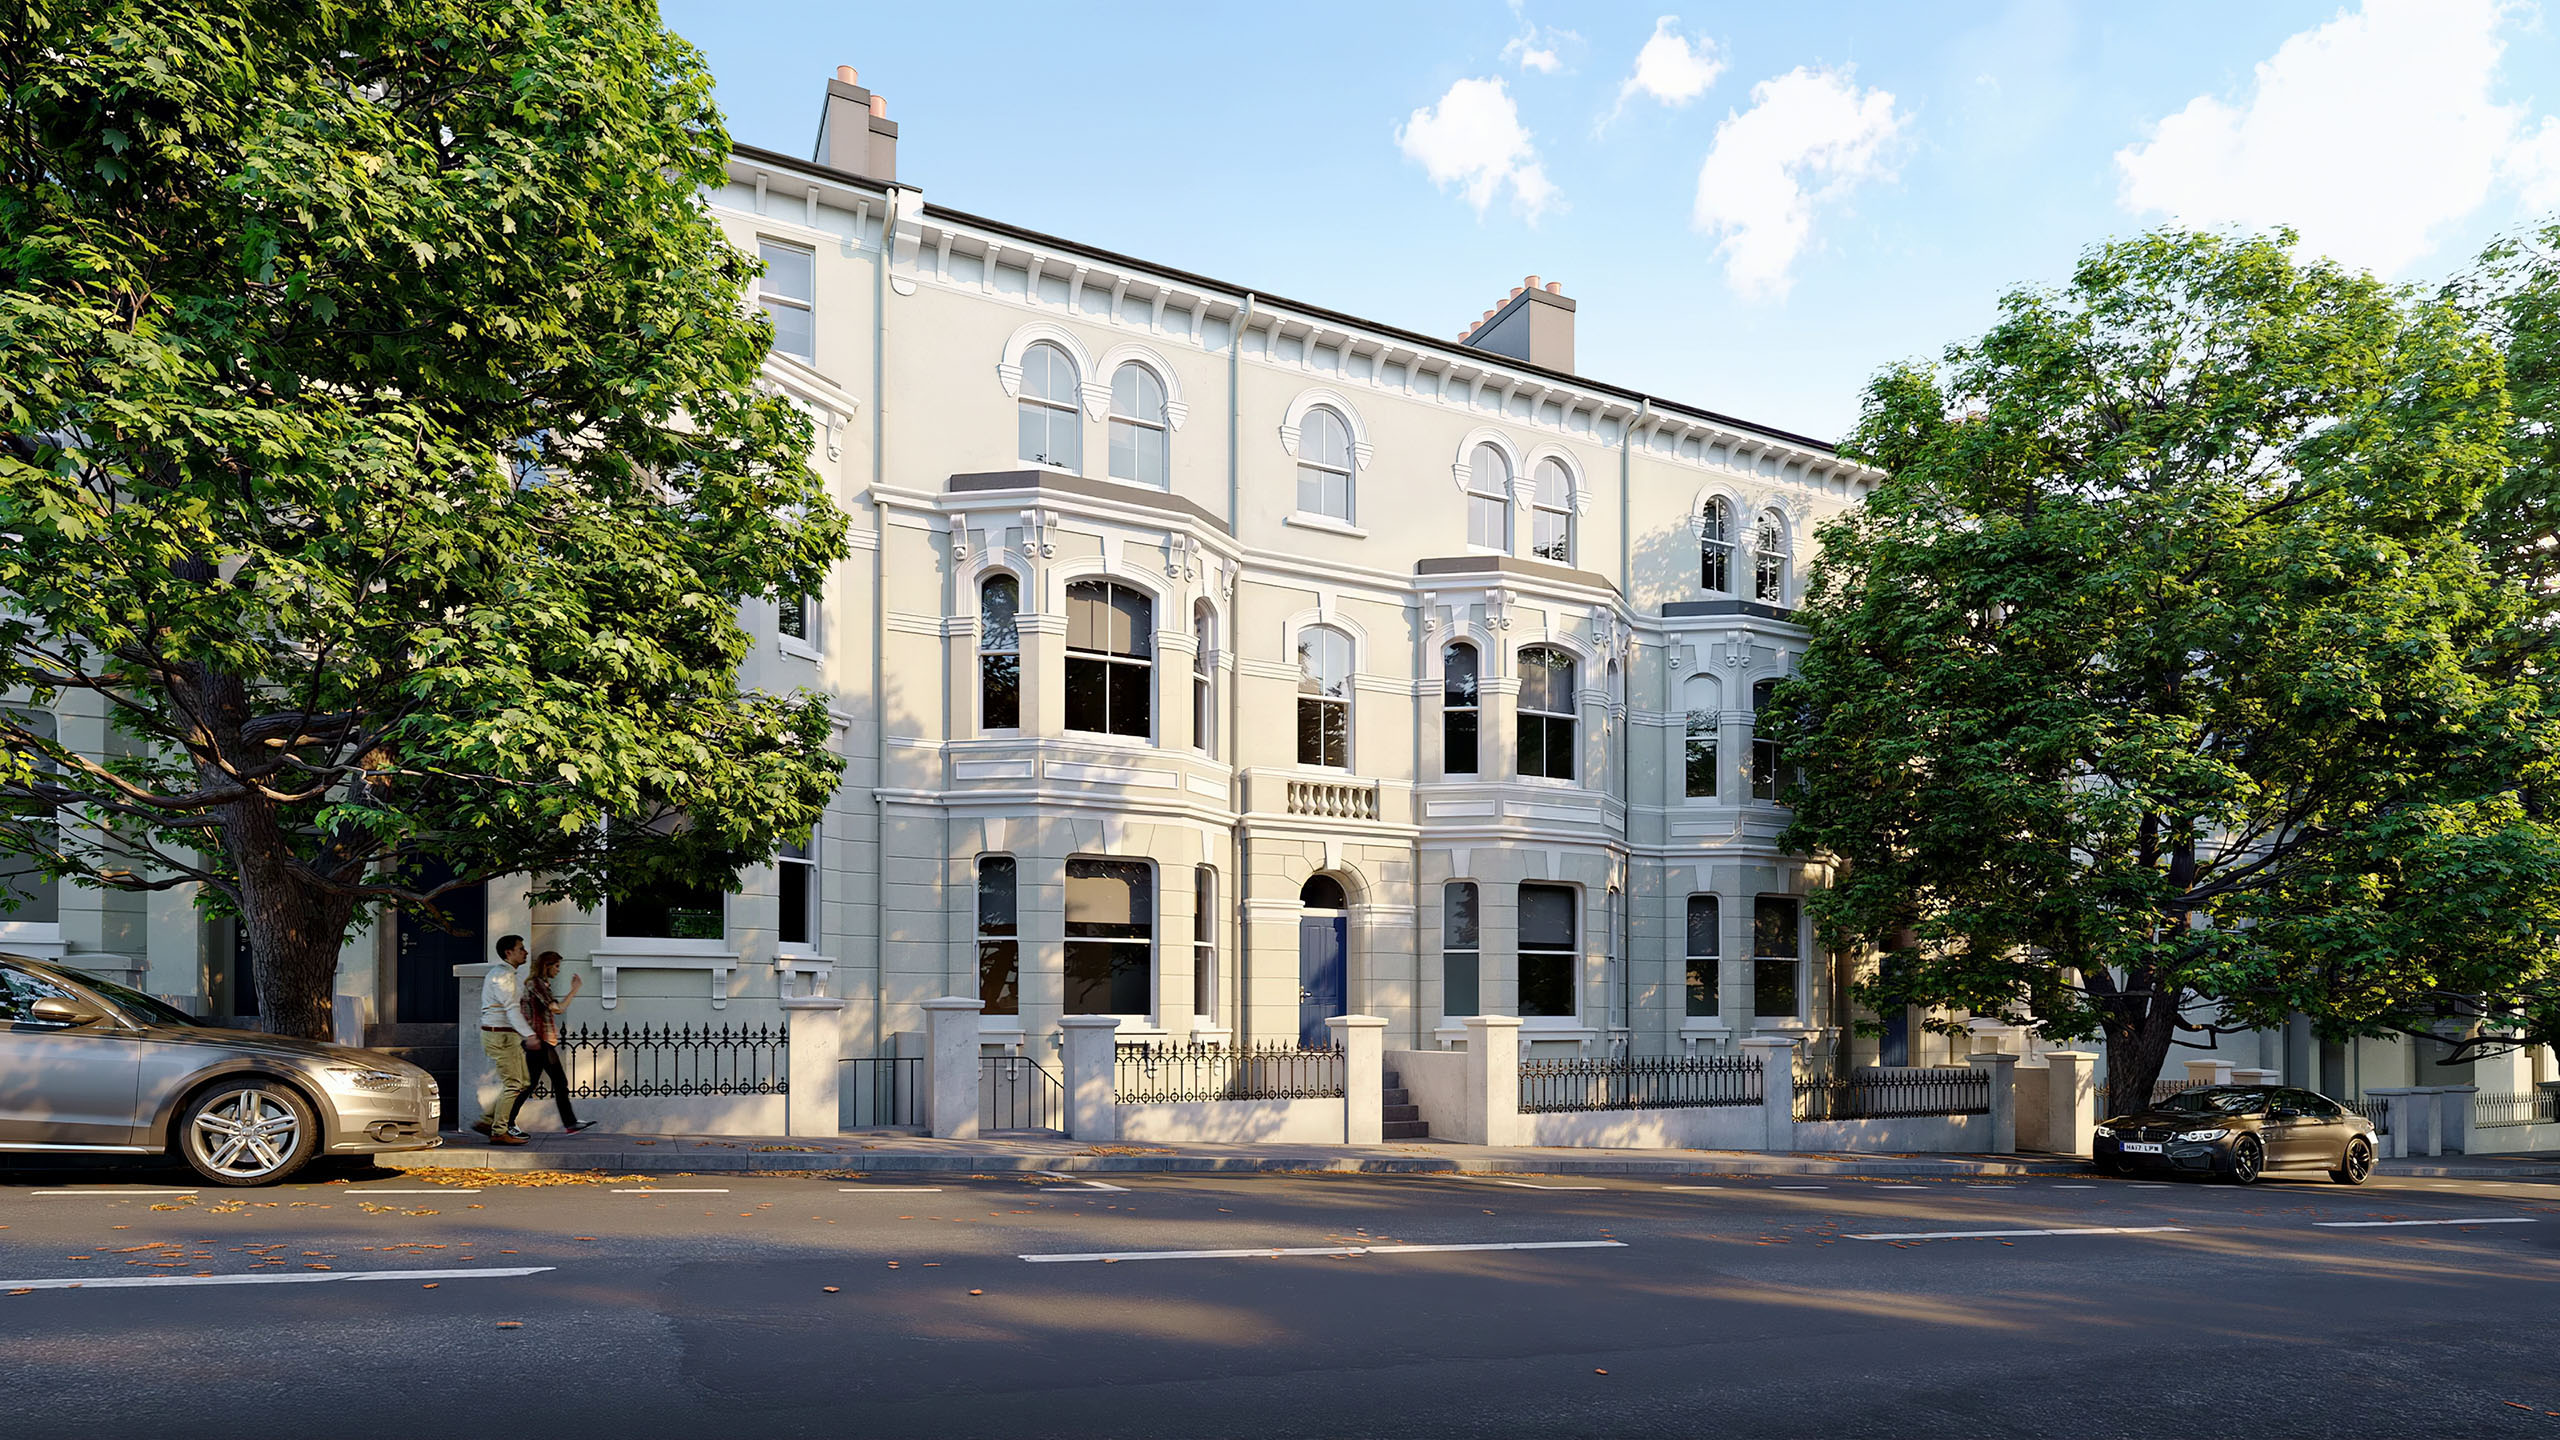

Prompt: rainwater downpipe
[
  {"left": 869, "top": 184, "right": 901, "bottom": 1064},
  {"left": 1229, "top": 294, "right": 1256, "bottom": 1047},
  {"left": 1619, "top": 401, "right": 1645, "bottom": 1051}
]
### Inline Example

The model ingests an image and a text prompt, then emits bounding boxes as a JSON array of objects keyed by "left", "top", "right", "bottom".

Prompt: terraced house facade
[{"left": 8, "top": 67, "right": 1983, "bottom": 1117}]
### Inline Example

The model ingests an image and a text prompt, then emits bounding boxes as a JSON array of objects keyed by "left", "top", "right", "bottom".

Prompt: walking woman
[{"left": 511, "top": 950, "right": 598, "bottom": 1134}]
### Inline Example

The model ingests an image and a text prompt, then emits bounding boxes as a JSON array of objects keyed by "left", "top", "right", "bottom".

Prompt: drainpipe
[
  {"left": 869, "top": 185, "right": 901, "bottom": 1064},
  {"left": 1619, "top": 400, "right": 1645, "bottom": 1055},
  {"left": 1228, "top": 294, "right": 1255, "bottom": 1047}
]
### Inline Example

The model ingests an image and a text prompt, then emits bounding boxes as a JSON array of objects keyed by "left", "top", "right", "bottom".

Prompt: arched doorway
[{"left": 1297, "top": 874, "right": 1349, "bottom": 1047}]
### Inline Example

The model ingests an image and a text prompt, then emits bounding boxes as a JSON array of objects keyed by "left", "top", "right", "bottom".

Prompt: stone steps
[{"left": 1381, "top": 1069, "right": 1430, "bottom": 1141}]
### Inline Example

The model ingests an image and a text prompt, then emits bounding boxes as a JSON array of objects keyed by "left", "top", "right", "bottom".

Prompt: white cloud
[
  {"left": 2115, "top": 0, "right": 2533, "bottom": 274},
  {"left": 1691, "top": 67, "right": 1904, "bottom": 301},
  {"left": 1619, "top": 16, "right": 1724, "bottom": 109},
  {"left": 1500, "top": 1, "right": 1576, "bottom": 75},
  {"left": 1510, "top": 42, "right": 1563, "bottom": 74},
  {"left": 1397, "top": 76, "right": 1557, "bottom": 219}
]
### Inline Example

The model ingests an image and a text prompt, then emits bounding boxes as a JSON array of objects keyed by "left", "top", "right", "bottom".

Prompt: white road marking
[
  {"left": 1492, "top": 1180, "right": 1605, "bottom": 1190},
  {"left": 611, "top": 1188, "right": 727, "bottom": 1194},
  {"left": 0, "top": 1266, "right": 553, "bottom": 1292},
  {"left": 1847, "top": 1226, "right": 2189, "bottom": 1242},
  {"left": 839, "top": 1186, "right": 942, "bottom": 1194},
  {"left": 1661, "top": 1185, "right": 1726, "bottom": 1191},
  {"left": 1022, "top": 1240, "right": 1627, "bottom": 1264},
  {"left": 1036, "top": 1172, "right": 1130, "bottom": 1192},
  {"left": 2052, "top": 1185, "right": 2098, "bottom": 1189},
  {"left": 2312, "top": 1217, "right": 2537, "bottom": 1229},
  {"left": 30, "top": 1189, "right": 199, "bottom": 1197},
  {"left": 1772, "top": 1185, "right": 1829, "bottom": 1190}
]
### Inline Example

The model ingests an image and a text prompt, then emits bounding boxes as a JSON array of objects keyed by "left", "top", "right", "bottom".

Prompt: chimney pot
[
  {"left": 1482, "top": 308, "right": 1495, "bottom": 320},
  {"left": 1523, "top": 274, "right": 1540, "bottom": 289},
  {"left": 1545, "top": 281, "right": 1561, "bottom": 293},
  {"left": 836, "top": 65, "right": 857, "bottom": 84},
  {"left": 869, "top": 94, "right": 886, "bottom": 117},
  {"left": 1509, "top": 286, "right": 1524, "bottom": 300}
]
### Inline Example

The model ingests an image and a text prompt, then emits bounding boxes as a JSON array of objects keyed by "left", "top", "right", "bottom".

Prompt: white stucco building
[{"left": 23, "top": 66, "right": 2536, "bottom": 1127}]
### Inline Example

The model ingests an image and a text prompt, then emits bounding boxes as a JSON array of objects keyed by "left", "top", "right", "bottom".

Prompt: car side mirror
[{"left": 29, "top": 996, "right": 105, "bottom": 1027}]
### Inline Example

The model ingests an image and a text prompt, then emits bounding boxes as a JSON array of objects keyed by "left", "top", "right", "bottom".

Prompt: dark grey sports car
[{"left": 2094, "top": 1084, "right": 2378, "bottom": 1185}]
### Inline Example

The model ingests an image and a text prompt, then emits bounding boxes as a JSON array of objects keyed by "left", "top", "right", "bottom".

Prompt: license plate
[{"left": 2119, "top": 1141, "right": 2164, "bottom": 1154}]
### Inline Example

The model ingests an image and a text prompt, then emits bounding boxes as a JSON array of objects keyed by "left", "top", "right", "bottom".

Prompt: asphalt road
[{"left": 3, "top": 1159, "right": 2556, "bottom": 1439}]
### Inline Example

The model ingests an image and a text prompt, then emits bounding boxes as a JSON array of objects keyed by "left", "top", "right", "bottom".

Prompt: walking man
[{"left": 474, "top": 934, "right": 537, "bottom": 1145}]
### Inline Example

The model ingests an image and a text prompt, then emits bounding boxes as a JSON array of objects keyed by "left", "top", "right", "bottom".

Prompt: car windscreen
[
  {"left": 58, "top": 966, "right": 199, "bottom": 1028},
  {"left": 2157, "top": 1087, "right": 2268, "bottom": 1116}
]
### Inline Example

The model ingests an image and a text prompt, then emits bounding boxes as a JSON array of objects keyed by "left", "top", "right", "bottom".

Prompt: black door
[{"left": 393, "top": 862, "right": 483, "bottom": 1025}]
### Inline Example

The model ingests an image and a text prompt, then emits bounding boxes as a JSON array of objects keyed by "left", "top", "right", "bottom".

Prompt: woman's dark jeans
[{"left": 509, "top": 1040, "right": 581, "bottom": 1129}]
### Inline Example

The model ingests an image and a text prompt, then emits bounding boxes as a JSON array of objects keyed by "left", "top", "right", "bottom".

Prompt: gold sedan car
[{"left": 0, "top": 954, "right": 441, "bottom": 1185}]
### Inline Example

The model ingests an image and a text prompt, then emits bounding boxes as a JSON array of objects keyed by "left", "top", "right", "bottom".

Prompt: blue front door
[{"left": 1298, "top": 915, "right": 1346, "bottom": 1048}]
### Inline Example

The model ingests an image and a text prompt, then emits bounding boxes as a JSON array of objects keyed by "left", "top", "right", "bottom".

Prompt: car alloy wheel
[
  {"left": 180, "top": 1081, "right": 316, "bottom": 1186},
  {"left": 2226, "top": 1133, "right": 2263, "bottom": 1185},
  {"left": 2331, "top": 1136, "right": 2374, "bottom": 1186}
]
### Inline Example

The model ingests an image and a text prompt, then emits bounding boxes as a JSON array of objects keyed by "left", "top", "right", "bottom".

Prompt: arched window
[
  {"left": 1296, "top": 625, "right": 1353, "bottom": 768},
  {"left": 1442, "top": 642, "right": 1479, "bottom": 775},
  {"left": 1700, "top": 497, "right": 1734, "bottom": 593},
  {"left": 1065, "top": 579, "right": 1152, "bottom": 738},
  {"left": 1017, "top": 341, "right": 1082, "bottom": 470},
  {"left": 1682, "top": 674, "right": 1718, "bottom": 799},
  {"left": 1752, "top": 509, "right": 1788, "bottom": 603},
  {"left": 1530, "top": 458, "right": 1573, "bottom": 564},
  {"left": 1191, "top": 600, "right": 1215, "bottom": 757},
  {"left": 1108, "top": 362, "right": 1169, "bottom": 487},
  {"left": 1297, "top": 407, "right": 1354, "bottom": 521},
  {"left": 1516, "top": 646, "right": 1577, "bottom": 782},
  {"left": 978, "top": 573, "right": 1020, "bottom": 730},
  {"left": 1467, "top": 443, "right": 1512, "bottom": 552}
]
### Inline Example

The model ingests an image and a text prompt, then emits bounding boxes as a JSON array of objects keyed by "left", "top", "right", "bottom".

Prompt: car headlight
[
  {"left": 2092, "top": 1124, "right": 2115, "bottom": 1138},
  {"left": 2175, "top": 1127, "right": 2230, "bottom": 1143},
  {"left": 326, "top": 1065, "right": 408, "bottom": 1094}
]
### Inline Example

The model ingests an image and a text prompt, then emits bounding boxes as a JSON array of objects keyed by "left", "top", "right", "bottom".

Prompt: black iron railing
[
  {"left": 1114, "top": 1043, "right": 1345, "bottom": 1104},
  {"left": 526, "top": 1022, "right": 789, "bottom": 1099},
  {"left": 1518, "top": 1055, "right": 1762, "bottom": 1113},
  {"left": 981, "top": 1054, "right": 1064, "bottom": 1132},
  {"left": 1795, "top": 1067, "right": 1988, "bottom": 1121},
  {"left": 2473, "top": 1091, "right": 2555, "bottom": 1128},
  {"left": 841, "top": 1056, "right": 924, "bottom": 1128}
]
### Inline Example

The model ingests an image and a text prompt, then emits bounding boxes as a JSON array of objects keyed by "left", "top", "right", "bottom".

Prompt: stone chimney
[
  {"left": 813, "top": 64, "right": 899, "bottom": 182},
  {"left": 1460, "top": 275, "right": 1575, "bottom": 374}
]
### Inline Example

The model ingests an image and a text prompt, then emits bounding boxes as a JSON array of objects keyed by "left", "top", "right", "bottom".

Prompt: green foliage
[
  {"left": 1778, "top": 229, "right": 2560, "bottom": 1110},
  {"left": 0, "top": 2, "right": 849, "bottom": 1032}
]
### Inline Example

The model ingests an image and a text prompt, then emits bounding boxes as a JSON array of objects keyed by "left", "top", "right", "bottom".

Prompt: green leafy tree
[
  {"left": 1777, "top": 230, "right": 2560, "bottom": 1116},
  {"left": 0, "top": 2, "right": 848, "bottom": 1038}
]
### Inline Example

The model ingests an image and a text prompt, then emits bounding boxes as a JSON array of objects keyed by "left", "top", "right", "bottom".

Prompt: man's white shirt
[{"left": 479, "top": 963, "right": 536, "bottom": 1037}]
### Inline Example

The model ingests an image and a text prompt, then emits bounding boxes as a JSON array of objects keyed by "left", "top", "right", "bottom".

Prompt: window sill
[
  {"left": 585, "top": 944, "right": 742, "bottom": 1011},
  {"left": 776, "top": 637, "right": 823, "bottom": 663},
  {"left": 1283, "top": 513, "right": 1366, "bottom": 539}
]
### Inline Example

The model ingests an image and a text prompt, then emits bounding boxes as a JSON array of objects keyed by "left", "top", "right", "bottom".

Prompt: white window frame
[
  {"left": 1515, "top": 646, "right": 1577, "bottom": 784},
  {"left": 1018, "top": 341, "right": 1084, "bottom": 471},
  {"left": 977, "top": 854, "right": 1020, "bottom": 1018},
  {"left": 1441, "top": 642, "right": 1480, "bottom": 777},
  {"left": 776, "top": 828, "right": 819, "bottom": 954},
  {"left": 1684, "top": 894, "right": 1720, "bottom": 1019},
  {"left": 1295, "top": 625, "right": 1354, "bottom": 770},
  {"left": 1466, "top": 443, "right": 1512, "bottom": 554},
  {"left": 1752, "top": 509, "right": 1789, "bottom": 604},
  {"left": 1295, "top": 406, "right": 1356, "bottom": 524},
  {"left": 1529, "top": 457, "right": 1573, "bottom": 564},
  {"left": 979, "top": 572, "right": 1023, "bottom": 733},
  {"left": 1063, "top": 579, "right": 1155, "bottom": 742},
  {"left": 1108, "top": 362, "right": 1171, "bottom": 488},
  {"left": 1700, "top": 497, "right": 1734, "bottom": 593},
  {"left": 1191, "top": 865, "right": 1217, "bottom": 1020},
  {"left": 1442, "top": 880, "right": 1480, "bottom": 1020},
  {"left": 756, "top": 238, "right": 815, "bottom": 363},
  {"left": 1751, "top": 893, "right": 1806, "bottom": 1025},
  {"left": 1516, "top": 881, "right": 1579, "bottom": 1023}
]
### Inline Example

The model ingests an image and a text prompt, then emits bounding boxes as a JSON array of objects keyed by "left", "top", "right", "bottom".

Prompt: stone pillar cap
[
  {"left": 921, "top": 996, "right": 986, "bottom": 1012},
  {"left": 1057, "top": 1014, "right": 1123, "bottom": 1029},
  {"left": 1462, "top": 1015, "right": 1523, "bottom": 1029},
  {"left": 1737, "top": 1034, "right": 1796, "bottom": 1049},
  {"left": 1326, "top": 1014, "right": 1388, "bottom": 1028}
]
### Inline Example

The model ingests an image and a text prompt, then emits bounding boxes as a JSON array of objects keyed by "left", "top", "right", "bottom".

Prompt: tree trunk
[
  {"left": 216, "top": 779, "right": 358, "bottom": 1042},
  {"left": 2100, "top": 983, "right": 2180, "bottom": 1119}
]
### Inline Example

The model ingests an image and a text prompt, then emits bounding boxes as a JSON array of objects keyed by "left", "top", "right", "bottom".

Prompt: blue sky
[{"left": 664, "top": 1, "right": 2560, "bottom": 442}]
